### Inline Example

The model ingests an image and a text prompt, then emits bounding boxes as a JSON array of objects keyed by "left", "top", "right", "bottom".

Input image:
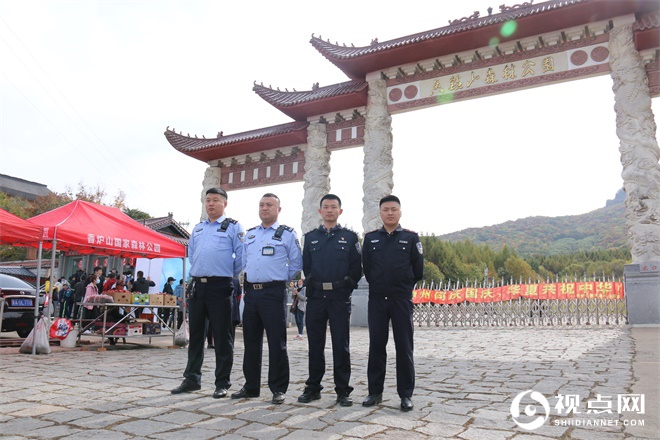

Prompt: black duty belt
[
  {"left": 193, "top": 276, "right": 231, "bottom": 283},
  {"left": 311, "top": 279, "right": 350, "bottom": 291},
  {"left": 245, "top": 280, "right": 285, "bottom": 290}
]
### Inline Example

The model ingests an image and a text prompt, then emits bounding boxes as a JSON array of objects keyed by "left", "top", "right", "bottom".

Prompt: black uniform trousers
[
  {"left": 183, "top": 277, "right": 234, "bottom": 388},
  {"left": 367, "top": 296, "right": 415, "bottom": 398},
  {"left": 242, "top": 283, "right": 289, "bottom": 394},
  {"left": 305, "top": 289, "right": 353, "bottom": 395}
]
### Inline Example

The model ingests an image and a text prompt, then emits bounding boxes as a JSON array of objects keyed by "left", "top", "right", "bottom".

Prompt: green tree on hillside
[{"left": 418, "top": 235, "right": 628, "bottom": 286}]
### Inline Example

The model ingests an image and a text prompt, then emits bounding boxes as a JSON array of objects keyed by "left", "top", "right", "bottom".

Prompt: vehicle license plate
[{"left": 11, "top": 298, "right": 33, "bottom": 307}]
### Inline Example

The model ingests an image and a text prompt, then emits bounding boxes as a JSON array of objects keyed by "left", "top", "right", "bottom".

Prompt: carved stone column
[
  {"left": 200, "top": 165, "right": 222, "bottom": 222},
  {"left": 610, "top": 24, "right": 660, "bottom": 324},
  {"left": 362, "top": 79, "right": 394, "bottom": 232},
  {"left": 301, "top": 122, "right": 330, "bottom": 234},
  {"left": 610, "top": 24, "right": 660, "bottom": 263}
]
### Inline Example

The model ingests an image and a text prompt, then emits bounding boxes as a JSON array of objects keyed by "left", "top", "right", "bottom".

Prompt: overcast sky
[{"left": 1, "top": 0, "right": 655, "bottom": 237}]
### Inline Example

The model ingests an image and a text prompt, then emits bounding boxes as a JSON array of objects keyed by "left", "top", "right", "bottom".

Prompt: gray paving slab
[{"left": 0, "top": 325, "right": 657, "bottom": 439}]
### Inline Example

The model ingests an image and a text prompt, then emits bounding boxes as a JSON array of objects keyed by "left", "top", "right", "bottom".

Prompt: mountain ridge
[{"left": 438, "top": 190, "right": 627, "bottom": 257}]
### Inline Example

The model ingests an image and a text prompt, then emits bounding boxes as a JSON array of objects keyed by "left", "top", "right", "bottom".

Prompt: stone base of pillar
[
  {"left": 624, "top": 262, "right": 660, "bottom": 325},
  {"left": 350, "top": 277, "right": 369, "bottom": 327}
]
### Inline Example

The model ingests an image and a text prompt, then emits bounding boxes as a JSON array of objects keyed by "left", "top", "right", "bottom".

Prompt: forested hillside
[
  {"left": 438, "top": 190, "right": 626, "bottom": 257},
  {"left": 419, "top": 190, "right": 630, "bottom": 286}
]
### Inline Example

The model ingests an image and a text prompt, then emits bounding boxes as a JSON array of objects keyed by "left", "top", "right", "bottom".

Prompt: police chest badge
[{"left": 416, "top": 242, "right": 423, "bottom": 255}]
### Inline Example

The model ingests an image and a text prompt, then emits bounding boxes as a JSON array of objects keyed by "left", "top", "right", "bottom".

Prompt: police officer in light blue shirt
[
  {"left": 171, "top": 187, "right": 245, "bottom": 399},
  {"left": 231, "top": 193, "right": 302, "bottom": 405}
]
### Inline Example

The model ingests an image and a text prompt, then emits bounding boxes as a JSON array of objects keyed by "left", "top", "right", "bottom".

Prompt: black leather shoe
[
  {"left": 298, "top": 389, "right": 321, "bottom": 403},
  {"left": 171, "top": 380, "right": 201, "bottom": 394},
  {"left": 272, "top": 392, "right": 286, "bottom": 404},
  {"left": 337, "top": 393, "right": 353, "bottom": 407},
  {"left": 231, "top": 388, "right": 260, "bottom": 399},
  {"left": 213, "top": 388, "right": 228, "bottom": 398},
  {"left": 362, "top": 393, "right": 383, "bottom": 407},
  {"left": 400, "top": 397, "right": 413, "bottom": 411}
]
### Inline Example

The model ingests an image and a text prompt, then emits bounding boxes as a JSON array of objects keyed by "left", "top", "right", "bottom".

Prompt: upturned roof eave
[
  {"left": 165, "top": 123, "right": 309, "bottom": 162},
  {"left": 253, "top": 81, "right": 369, "bottom": 120},
  {"left": 312, "top": 0, "right": 647, "bottom": 79},
  {"left": 269, "top": 91, "right": 368, "bottom": 120}
]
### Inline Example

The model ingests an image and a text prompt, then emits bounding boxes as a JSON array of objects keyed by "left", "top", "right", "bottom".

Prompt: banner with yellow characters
[{"left": 412, "top": 282, "right": 624, "bottom": 305}]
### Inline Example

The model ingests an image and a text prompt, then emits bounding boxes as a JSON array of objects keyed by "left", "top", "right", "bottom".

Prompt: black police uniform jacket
[
  {"left": 362, "top": 225, "right": 424, "bottom": 298},
  {"left": 303, "top": 224, "right": 362, "bottom": 297}
]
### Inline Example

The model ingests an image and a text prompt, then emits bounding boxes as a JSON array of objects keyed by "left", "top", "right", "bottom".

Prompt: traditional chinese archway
[{"left": 165, "top": 0, "right": 660, "bottom": 323}]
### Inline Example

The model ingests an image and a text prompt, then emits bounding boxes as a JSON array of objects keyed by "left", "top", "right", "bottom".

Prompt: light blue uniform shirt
[
  {"left": 188, "top": 215, "right": 245, "bottom": 278},
  {"left": 243, "top": 221, "right": 302, "bottom": 283}
]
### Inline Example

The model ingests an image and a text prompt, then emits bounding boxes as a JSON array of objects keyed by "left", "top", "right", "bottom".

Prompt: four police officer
[
  {"left": 172, "top": 189, "right": 422, "bottom": 412},
  {"left": 361, "top": 195, "right": 424, "bottom": 411},
  {"left": 171, "top": 187, "right": 245, "bottom": 398},
  {"left": 298, "top": 194, "right": 362, "bottom": 407},
  {"left": 232, "top": 193, "right": 303, "bottom": 405}
]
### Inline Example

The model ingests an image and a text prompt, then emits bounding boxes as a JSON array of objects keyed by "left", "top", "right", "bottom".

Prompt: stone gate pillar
[
  {"left": 301, "top": 122, "right": 330, "bottom": 235},
  {"left": 609, "top": 23, "right": 660, "bottom": 324},
  {"left": 362, "top": 79, "right": 394, "bottom": 232},
  {"left": 201, "top": 165, "right": 222, "bottom": 221}
]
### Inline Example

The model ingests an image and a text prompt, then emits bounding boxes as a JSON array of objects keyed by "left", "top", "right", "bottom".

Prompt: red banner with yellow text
[{"left": 413, "top": 282, "right": 624, "bottom": 305}]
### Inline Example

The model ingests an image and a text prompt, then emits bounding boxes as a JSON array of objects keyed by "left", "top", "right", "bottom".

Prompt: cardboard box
[
  {"left": 109, "top": 323, "right": 142, "bottom": 336},
  {"left": 164, "top": 295, "right": 177, "bottom": 306},
  {"left": 111, "top": 291, "right": 131, "bottom": 304},
  {"left": 131, "top": 293, "right": 149, "bottom": 305},
  {"left": 143, "top": 322, "right": 161, "bottom": 335},
  {"left": 149, "top": 294, "right": 164, "bottom": 305},
  {"left": 127, "top": 324, "right": 143, "bottom": 336}
]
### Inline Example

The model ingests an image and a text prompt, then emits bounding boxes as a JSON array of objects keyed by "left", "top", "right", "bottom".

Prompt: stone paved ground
[{"left": 0, "top": 326, "right": 657, "bottom": 439}]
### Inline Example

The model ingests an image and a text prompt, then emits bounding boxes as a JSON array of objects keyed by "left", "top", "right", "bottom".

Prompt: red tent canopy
[
  {"left": 27, "top": 200, "right": 186, "bottom": 259},
  {"left": 0, "top": 208, "right": 44, "bottom": 246}
]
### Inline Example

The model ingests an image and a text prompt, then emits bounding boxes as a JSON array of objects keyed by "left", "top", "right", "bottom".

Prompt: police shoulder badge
[
  {"left": 416, "top": 242, "right": 423, "bottom": 255},
  {"left": 355, "top": 242, "right": 362, "bottom": 254}
]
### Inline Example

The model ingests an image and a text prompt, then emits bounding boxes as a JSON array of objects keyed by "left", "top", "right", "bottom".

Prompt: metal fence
[{"left": 412, "top": 276, "right": 627, "bottom": 327}]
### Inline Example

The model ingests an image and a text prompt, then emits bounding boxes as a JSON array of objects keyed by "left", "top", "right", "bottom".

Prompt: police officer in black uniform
[
  {"left": 171, "top": 187, "right": 245, "bottom": 398},
  {"left": 361, "top": 195, "right": 424, "bottom": 411},
  {"left": 231, "top": 193, "right": 302, "bottom": 405},
  {"left": 297, "top": 194, "right": 362, "bottom": 406}
]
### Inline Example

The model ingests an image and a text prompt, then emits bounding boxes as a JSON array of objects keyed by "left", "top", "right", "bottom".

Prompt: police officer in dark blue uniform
[
  {"left": 361, "top": 195, "right": 424, "bottom": 412},
  {"left": 171, "top": 187, "right": 245, "bottom": 398},
  {"left": 231, "top": 193, "right": 303, "bottom": 405},
  {"left": 297, "top": 194, "right": 362, "bottom": 406}
]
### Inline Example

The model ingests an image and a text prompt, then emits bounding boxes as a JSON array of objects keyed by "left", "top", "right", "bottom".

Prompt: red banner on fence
[{"left": 413, "top": 282, "right": 624, "bottom": 304}]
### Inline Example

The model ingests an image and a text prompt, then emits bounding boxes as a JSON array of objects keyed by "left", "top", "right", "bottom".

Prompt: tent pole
[
  {"left": 32, "top": 241, "right": 44, "bottom": 355},
  {"left": 48, "top": 239, "right": 58, "bottom": 319}
]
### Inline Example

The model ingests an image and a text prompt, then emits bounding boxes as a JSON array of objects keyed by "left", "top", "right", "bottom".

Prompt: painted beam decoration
[
  {"left": 387, "top": 34, "right": 611, "bottom": 113},
  {"left": 413, "top": 281, "right": 624, "bottom": 305},
  {"left": 326, "top": 117, "right": 365, "bottom": 150},
  {"left": 218, "top": 147, "right": 305, "bottom": 190}
]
